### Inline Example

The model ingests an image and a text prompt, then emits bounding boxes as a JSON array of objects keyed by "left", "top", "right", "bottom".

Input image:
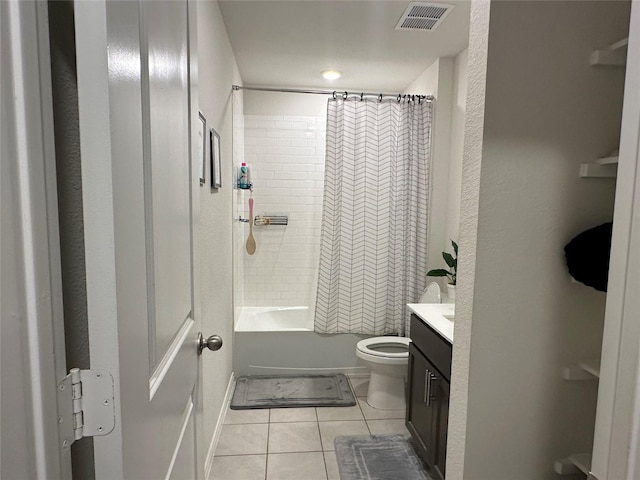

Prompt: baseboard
[
  {"left": 242, "top": 366, "right": 370, "bottom": 376},
  {"left": 204, "top": 372, "right": 235, "bottom": 480}
]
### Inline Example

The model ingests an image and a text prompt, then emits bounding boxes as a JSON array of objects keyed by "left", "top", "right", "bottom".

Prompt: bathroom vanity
[{"left": 406, "top": 304, "right": 454, "bottom": 480}]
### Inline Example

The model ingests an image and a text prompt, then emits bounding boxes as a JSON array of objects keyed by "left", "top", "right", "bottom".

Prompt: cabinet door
[
  {"left": 406, "top": 343, "right": 436, "bottom": 464},
  {"left": 432, "top": 374, "right": 450, "bottom": 480}
]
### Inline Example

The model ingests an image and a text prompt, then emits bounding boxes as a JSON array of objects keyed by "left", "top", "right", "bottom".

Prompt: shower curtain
[{"left": 314, "top": 97, "right": 432, "bottom": 336}]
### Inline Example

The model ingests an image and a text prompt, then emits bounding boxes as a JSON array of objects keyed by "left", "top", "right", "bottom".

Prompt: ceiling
[{"left": 218, "top": 1, "right": 471, "bottom": 93}]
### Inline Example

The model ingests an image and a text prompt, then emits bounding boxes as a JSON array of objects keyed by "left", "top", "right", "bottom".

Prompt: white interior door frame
[
  {"left": 1, "top": 1, "right": 71, "bottom": 478},
  {"left": 73, "top": 1, "right": 124, "bottom": 475},
  {"left": 186, "top": 1, "right": 205, "bottom": 477},
  {"left": 592, "top": 3, "right": 640, "bottom": 479},
  {"left": 624, "top": 120, "right": 640, "bottom": 476}
]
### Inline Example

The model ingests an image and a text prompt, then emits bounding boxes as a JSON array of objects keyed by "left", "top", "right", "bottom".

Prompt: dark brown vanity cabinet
[{"left": 406, "top": 314, "right": 452, "bottom": 480}]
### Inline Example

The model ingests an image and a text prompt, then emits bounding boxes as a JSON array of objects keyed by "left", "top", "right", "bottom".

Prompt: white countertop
[{"left": 407, "top": 303, "right": 455, "bottom": 343}]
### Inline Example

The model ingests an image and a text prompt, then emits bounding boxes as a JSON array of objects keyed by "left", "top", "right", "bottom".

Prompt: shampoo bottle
[{"left": 239, "top": 162, "right": 249, "bottom": 188}]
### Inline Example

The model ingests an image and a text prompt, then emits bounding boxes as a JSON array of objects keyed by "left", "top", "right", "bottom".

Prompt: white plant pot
[{"left": 447, "top": 284, "right": 456, "bottom": 301}]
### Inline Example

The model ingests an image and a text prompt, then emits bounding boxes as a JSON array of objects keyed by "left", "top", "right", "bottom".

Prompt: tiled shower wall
[
  {"left": 232, "top": 92, "right": 245, "bottom": 326},
  {"left": 241, "top": 114, "right": 326, "bottom": 307}
]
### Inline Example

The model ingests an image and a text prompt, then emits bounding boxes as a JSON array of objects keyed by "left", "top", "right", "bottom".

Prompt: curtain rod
[{"left": 232, "top": 85, "right": 433, "bottom": 102}]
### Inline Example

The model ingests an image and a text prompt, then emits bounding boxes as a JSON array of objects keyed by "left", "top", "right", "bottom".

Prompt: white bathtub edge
[
  {"left": 236, "top": 306, "right": 313, "bottom": 332},
  {"left": 204, "top": 372, "right": 235, "bottom": 480}
]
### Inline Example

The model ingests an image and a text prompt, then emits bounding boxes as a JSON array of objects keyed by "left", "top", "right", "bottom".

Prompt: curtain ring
[
  {"left": 378, "top": 94, "right": 383, "bottom": 103},
  {"left": 361, "top": 92, "right": 364, "bottom": 101},
  {"left": 343, "top": 91, "right": 348, "bottom": 100},
  {"left": 397, "top": 94, "right": 401, "bottom": 103},
  {"left": 332, "top": 91, "right": 336, "bottom": 100}
]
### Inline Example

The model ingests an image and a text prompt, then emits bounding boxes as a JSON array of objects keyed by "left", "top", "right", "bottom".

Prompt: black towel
[{"left": 564, "top": 222, "right": 613, "bottom": 292}]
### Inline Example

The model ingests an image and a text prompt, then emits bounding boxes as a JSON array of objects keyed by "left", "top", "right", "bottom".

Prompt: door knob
[{"left": 197, "top": 333, "right": 223, "bottom": 355}]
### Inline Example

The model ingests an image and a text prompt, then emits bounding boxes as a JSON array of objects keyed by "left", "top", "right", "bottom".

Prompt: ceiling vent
[{"left": 395, "top": 2, "right": 454, "bottom": 31}]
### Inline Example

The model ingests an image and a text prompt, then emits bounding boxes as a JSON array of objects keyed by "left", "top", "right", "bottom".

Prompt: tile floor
[{"left": 211, "top": 375, "right": 409, "bottom": 480}]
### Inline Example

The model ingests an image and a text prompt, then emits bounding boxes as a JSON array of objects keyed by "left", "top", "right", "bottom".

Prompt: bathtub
[{"left": 234, "top": 306, "right": 370, "bottom": 376}]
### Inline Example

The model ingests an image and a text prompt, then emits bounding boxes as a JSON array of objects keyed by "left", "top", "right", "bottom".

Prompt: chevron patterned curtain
[{"left": 314, "top": 98, "right": 431, "bottom": 335}]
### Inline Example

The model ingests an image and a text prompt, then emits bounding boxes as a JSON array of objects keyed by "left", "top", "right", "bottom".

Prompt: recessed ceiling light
[{"left": 321, "top": 70, "right": 341, "bottom": 80}]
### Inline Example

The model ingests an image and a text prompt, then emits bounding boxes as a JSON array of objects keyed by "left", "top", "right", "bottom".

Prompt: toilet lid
[
  {"left": 357, "top": 336, "right": 410, "bottom": 358},
  {"left": 420, "top": 282, "right": 441, "bottom": 303}
]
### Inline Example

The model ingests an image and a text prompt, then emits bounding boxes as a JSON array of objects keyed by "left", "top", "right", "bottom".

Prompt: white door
[{"left": 73, "top": 1, "right": 209, "bottom": 478}]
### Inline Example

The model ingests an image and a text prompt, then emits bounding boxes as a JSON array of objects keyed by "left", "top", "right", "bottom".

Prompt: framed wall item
[
  {"left": 211, "top": 128, "right": 222, "bottom": 189},
  {"left": 198, "top": 112, "right": 206, "bottom": 185}
]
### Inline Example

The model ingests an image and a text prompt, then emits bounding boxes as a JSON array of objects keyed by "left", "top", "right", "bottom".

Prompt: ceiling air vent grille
[{"left": 395, "top": 2, "right": 454, "bottom": 31}]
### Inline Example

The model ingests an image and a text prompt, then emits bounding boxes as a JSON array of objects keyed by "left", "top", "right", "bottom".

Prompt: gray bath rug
[
  {"left": 334, "top": 434, "right": 433, "bottom": 480},
  {"left": 230, "top": 374, "right": 356, "bottom": 409}
]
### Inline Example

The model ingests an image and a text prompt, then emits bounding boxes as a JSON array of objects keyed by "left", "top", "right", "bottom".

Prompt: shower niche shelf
[{"left": 254, "top": 214, "right": 288, "bottom": 226}]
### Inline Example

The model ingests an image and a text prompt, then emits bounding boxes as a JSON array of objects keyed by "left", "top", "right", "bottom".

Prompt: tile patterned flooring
[{"left": 211, "top": 376, "right": 409, "bottom": 480}]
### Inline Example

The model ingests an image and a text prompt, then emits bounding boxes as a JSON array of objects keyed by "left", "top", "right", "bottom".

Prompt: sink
[{"left": 407, "top": 303, "right": 455, "bottom": 342}]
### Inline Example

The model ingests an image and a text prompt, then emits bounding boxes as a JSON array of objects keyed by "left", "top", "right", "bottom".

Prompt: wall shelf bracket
[
  {"left": 590, "top": 38, "right": 628, "bottom": 67},
  {"left": 562, "top": 362, "right": 599, "bottom": 381},
  {"left": 554, "top": 453, "right": 592, "bottom": 476},
  {"left": 580, "top": 156, "right": 618, "bottom": 178}
]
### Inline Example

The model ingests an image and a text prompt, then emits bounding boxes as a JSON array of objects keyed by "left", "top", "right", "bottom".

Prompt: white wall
[
  {"left": 196, "top": 1, "right": 241, "bottom": 475},
  {"left": 450, "top": 1, "right": 630, "bottom": 479},
  {"left": 243, "top": 90, "right": 326, "bottom": 117},
  {"left": 446, "top": 48, "right": 468, "bottom": 244},
  {"left": 405, "top": 59, "right": 455, "bottom": 277},
  {"left": 447, "top": 3, "right": 490, "bottom": 477},
  {"left": 405, "top": 51, "right": 469, "bottom": 281}
]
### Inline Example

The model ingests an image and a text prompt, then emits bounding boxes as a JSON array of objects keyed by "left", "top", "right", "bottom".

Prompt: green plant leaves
[
  {"left": 426, "top": 239, "right": 458, "bottom": 284},
  {"left": 426, "top": 269, "right": 451, "bottom": 277},
  {"left": 442, "top": 252, "right": 456, "bottom": 268}
]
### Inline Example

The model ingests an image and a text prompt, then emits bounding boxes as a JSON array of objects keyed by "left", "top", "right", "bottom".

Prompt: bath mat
[
  {"left": 230, "top": 374, "right": 356, "bottom": 409},
  {"left": 334, "top": 434, "right": 433, "bottom": 480}
]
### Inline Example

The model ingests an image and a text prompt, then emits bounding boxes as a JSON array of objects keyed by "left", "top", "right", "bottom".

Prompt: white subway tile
[
  {"left": 245, "top": 128, "right": 267, "bottom": 137},
  {"left": 288, "top": 116, "right": 317, "bottom": 123},
  {"left": 242, "top": 114, "right": 326, "bottom": 306}
]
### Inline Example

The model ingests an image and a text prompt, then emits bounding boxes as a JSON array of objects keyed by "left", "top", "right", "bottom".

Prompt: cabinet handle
[
  {"left": 424, "top": 369, "right": 431, "bottom": 404},
  {"left": 425, "top": 371, "right": 438, "bottom": 406}
]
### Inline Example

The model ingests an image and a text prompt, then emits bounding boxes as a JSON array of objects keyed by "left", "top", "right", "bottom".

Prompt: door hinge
[{"left": 57, "top": 368, "right": 115, "bottom": 449}]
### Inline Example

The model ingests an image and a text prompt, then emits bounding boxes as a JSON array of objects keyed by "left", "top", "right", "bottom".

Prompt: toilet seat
[
  {"left": 421, "top": 282, "right": 442, "bottom": 303},
  {"left": 356, "top": 336, "right": 410, "bottom": 365}
]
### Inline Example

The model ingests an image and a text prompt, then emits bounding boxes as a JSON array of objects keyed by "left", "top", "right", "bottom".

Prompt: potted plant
[{"left": 427, "top": 240, "right": 458, "bottom": 300}]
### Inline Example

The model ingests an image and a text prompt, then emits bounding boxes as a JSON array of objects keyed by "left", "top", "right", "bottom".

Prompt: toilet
[
  {"left": 356, "top": 336, "right": 411, "bottom": 409},
  {"left": 355, "top": 282, "right": 442, "bottom": 410}
]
